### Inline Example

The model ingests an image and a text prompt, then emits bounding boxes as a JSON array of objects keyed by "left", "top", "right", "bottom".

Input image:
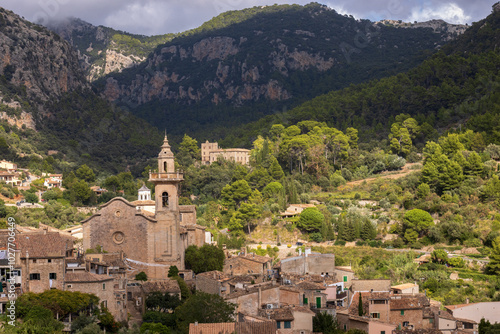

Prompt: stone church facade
[{"left": 82, "top": 136, "right": 205, "bottom": 279}]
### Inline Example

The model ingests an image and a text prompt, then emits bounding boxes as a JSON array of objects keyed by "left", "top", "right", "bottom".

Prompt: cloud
[
  {"left": 408, "top": 2, "right": 471, "bottom": 24},
  {"left": 0, "top": 0, "right": 493, "bottom": 35}
]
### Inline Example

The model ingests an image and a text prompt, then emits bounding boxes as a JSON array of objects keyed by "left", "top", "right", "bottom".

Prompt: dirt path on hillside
[{"left": 346, "top": 163, "right": 420, "bottom": 186}]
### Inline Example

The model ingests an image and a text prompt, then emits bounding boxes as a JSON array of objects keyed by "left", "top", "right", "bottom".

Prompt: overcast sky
[{"left": 1, "top": 0, "right": 493, "bottom": 36}]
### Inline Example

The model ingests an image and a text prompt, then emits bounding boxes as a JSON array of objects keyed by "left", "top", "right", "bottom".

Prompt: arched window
[
  {"left": 163, "top": 161, "right": 167, "bottom": 172},
  {"left": 162, "top": 192, "right": 169, "bottom": 207}
]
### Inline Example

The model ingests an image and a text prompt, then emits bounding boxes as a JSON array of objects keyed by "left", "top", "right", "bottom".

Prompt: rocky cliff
[
  {"left": 0, "top": 8, "right": 87, "bottom": 103},
  {"left": 47, "top": 18, "right": 167, "bottom": 81},
  {"left": 0, "top": 7, "right": 161, "bottom": 173}
]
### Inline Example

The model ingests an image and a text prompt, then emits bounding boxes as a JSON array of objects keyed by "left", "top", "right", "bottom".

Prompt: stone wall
[
  {"left": 22, "top": 257, "right": 65, "bottom": 293},
  {"left": 351, "top": 279, "right": 391, "bottom": 292}
]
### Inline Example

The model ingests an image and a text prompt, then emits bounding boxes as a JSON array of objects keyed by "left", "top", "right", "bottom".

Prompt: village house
[
  {"left": 280, "top": 204, "right": 316, "bottom": 218},
  {"left": 295, "top": 281, "right": 328, "bottom": 310},
  {"left": 0, "top": 160, "right": 17, "bottom": 170},
  {"left": 15, "top": 232, "right": 74, "bottom": 293},
  {"left": 0, "top": 171, "right": 21, "bottom": 186},
  {"left": 334, "top": 266, "right": 356, "bottom": 289},
  {"left": 90, "top": 185, "right": 108, "bottom": 196},
  {"left": 224, "top": 253, "right": 273, "bottom": 277},
  {"left": 444, "top": 301, "right": 500, "bottom": 324},
  {"left": 127, "top": 279, "right": 181, "bottom": 324},
  {"left": 258, "top": 305, "right": 316, "bottom": 334},
  {"left": 280, "top": 249, "right": 335, "bottom": 276},
  {"left": 335, "top": 290, "right": 478, "bottom": 333},
  {"left": 64, "top": 271, "right": 128, "bottom": 323},
  {"left": 225, "top": 284, "right": 301, "bottom": 316},
  {"left": 391, "top": 283, "right": 419, "bottom": 295},
  {"left": 201, "top": 140, "right": 250, "bottom": 165}
]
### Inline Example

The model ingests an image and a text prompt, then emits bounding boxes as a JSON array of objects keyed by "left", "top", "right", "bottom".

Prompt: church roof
[{"left": 138, "top": 184, "right": 150, "bottom": 192}]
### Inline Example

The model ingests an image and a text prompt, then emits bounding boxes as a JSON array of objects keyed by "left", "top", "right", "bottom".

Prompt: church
[{"left": 81, "top": 135, "right": 206, "bottom": 279}]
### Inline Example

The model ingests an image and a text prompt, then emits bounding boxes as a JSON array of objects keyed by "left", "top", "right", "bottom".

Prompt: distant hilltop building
[{"left": 201, "top": 140, "right": 250, "bottom": 165}]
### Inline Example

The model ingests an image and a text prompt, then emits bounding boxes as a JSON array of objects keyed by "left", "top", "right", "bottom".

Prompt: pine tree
[
  {"left": 269, "top": 156, "right": 285, "bottom": 180},
  {"left": 486, "top": 236, "right": 500, "bottom": 275},
  {"left": 360, "top": 219, "right": 377, "bottom": 240}
]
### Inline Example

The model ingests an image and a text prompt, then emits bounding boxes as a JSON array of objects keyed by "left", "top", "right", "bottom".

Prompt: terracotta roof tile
[
  {"left": 390, "top": 294, "right": 430, "bottom": 310},
  {"left": 295, "top": 281, "right": 326, "bottom": 290},
  {"left": 227, "top": 254, "right": 273, "bottom": 264},
  {"left": 142, "top": 279, "right": 181, "bottom": 294},
  {"left": 189, "top": 322, "right": 276, "bottom": 334},
  {"left": 189, "top": 322, "right": 235, "bottom": 334},
  {"left": 65, "top": 272, "right": 113, "bottom": 283},
  {"left": 15, "top": 232, "right": 73, "bottom": 258},
  {"left": 444, "top": 302, "right": 478, "bottom": 310}
]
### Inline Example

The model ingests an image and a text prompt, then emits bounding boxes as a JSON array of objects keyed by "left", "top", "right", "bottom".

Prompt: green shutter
[
  {"left": 343, "top": 276, "right": 347, "bottom": 282},
  {"left": 401, "top": 310, "right": 404, "bottom": 315}
]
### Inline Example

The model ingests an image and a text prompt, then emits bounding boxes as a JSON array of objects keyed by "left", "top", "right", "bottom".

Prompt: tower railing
[{"left": 148, "top": 171, "right": 184, "bottom": 181}]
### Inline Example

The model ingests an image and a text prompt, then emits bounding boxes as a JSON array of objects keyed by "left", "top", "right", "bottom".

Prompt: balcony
[{"left": 149, "top": 172, "right": 184, "bottom": 182}]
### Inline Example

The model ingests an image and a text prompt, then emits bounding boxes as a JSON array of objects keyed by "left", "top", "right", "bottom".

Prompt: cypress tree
[{"left": 358, "top": 293, "right": 363, "bottom": 316}]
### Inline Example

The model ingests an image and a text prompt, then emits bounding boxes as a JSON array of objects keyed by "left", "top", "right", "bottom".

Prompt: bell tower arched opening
[{"left": 162, "top": 192, "right": 169, "bottom": 207}]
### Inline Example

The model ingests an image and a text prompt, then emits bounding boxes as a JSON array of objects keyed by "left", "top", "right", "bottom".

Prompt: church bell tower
[
  {"left": 148, "top": 135, "right": 184, "bottom": 269},
  {"left": 149, "top": 135, "right": 183, "bottom": 212}
]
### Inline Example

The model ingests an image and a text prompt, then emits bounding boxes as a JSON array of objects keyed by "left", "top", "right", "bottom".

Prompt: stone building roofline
[
  {"left": 226, "top": 253, "right": 272, "bottom": 264},
  {"left": 81, "top": 197, "right": 158, "bottom": 224},
  {"left": 99, "top": 196, "right": 136, "bottom": 209},
  {"left": 65, "top": 272, "right": 114, "bottom": 283},
  {"left": 391, "top": 283, "right": 419, "bottom": 290}
]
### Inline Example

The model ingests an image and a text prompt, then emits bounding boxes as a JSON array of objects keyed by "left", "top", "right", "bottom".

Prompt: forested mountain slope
[
  {"left": 230, "top": 3, "right": 500, "bottom": 147},
  {"left": 94, "top": 3, "right": 465, "bottom": 140}
]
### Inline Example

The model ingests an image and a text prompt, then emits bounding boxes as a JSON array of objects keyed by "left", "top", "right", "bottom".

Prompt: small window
[
  {"left": 403, "top": 321, "right": 409, "bottom": 327},
  {"left": 49, "top": 273, "right": 57, "bottom": 279},
  {"left": 67, "top": 284, "right": 72, "bottom": 288},
  {"left": 284, "top": 321, "right": 291, "bottom": 329},
  {"left": 103, "top": 283, "right": 106, "bottom": 290},
  {"left": 343, "top": 276, "right": 347, "bottom": 282},
  {"left": 401, "top": 310, "right": 405, "bottom": 316},
  {"left": 102, "top": 300, "right": 107, "bottom": 308},
  {"left": 277, "top": 321, "right": 281, "bottom": 329},
  {"left": 429, "top": 318, "right": 434, "bottom": 324},
  {"left": 344, "top": 325, "right": 347, "bottom": 330},
  {"left": 371, "top": 313, "right": 380, "bottom": 319},
  {"left": 32, "top": 259, "right": 37, "bottom": 263},
  {"left": 381, "top": 331, "right": 385, "bottom": 334},
  {"left": 29, "top": 273, "right": 40, "bottom": 280},
  {"left": 48, "top": 259, "right": 52, "bottom": 263}
]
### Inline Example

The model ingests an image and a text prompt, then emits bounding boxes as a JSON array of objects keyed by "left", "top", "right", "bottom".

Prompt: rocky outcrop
[
  {"left": 377, "top": 19, "right": 467, "bottom": 40},
  {"left": 0, "top": 8, "right": 87, "bottom": 102}
]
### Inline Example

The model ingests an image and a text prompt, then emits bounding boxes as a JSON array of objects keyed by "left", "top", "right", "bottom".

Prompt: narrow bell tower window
[
  {"left": 164, "top": 161, "right": 167, "bottom": 172},
  {"left": 162, "top": 192, "right": 169, "bottom": 207}
]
